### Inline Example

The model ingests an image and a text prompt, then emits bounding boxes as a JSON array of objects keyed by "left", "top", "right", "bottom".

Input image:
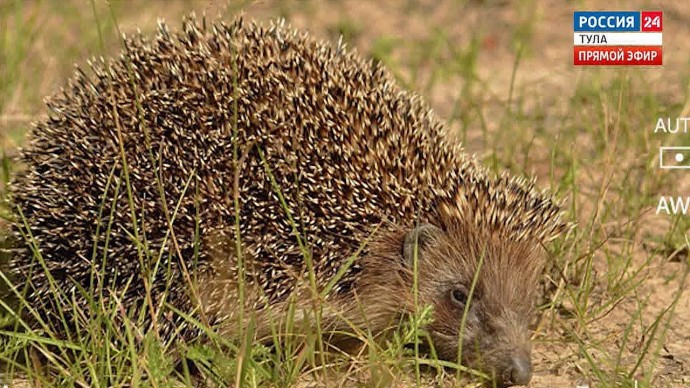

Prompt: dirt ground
[{"left": 2, "top": 0, "right": 690, "bottom": 387}]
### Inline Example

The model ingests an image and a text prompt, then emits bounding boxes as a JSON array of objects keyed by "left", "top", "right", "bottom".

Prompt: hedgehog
[{"left": 5, "top": 16, "right": 567, "bottom": 387}]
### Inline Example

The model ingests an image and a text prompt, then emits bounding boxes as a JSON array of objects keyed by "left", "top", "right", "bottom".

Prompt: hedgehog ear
[{"left": 402, "top": 223, "right": 443, "bottom": 265}]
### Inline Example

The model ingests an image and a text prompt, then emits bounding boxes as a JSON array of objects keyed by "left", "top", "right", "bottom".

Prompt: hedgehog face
[{"left": 402, "top": 223, "right": 542, "bottom": 387}]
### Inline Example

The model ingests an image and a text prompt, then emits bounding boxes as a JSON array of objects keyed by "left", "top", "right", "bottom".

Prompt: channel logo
[{"left": 574, "top": 11, "right": 662, "bottom": 66}]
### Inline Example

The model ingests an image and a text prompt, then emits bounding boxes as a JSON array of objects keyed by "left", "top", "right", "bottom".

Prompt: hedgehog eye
[{"left": 450, "top": 287, "right": 468, "bottom": 307}]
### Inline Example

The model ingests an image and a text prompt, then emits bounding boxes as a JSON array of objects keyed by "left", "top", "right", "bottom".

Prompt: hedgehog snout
[{"left": 498, "top": 352, "right": 532, "bottom": 387}]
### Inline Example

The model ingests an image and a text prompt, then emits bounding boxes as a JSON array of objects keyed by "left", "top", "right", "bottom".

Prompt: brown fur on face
[{"left": 350, "top": 217, "right": 545, "bottom": 386}]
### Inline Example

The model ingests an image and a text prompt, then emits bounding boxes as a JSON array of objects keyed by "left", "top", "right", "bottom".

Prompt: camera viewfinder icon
[{"left": 659, "top": 146, "right": 690, "bottom": 169}]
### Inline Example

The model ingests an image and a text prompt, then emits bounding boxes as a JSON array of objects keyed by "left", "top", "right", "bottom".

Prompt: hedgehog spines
[{"left": 9, "top": 16, "right": 566, "bottom": 350}]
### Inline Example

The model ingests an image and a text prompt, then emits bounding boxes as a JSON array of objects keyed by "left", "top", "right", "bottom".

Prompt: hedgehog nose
[{"left": 504, "top": 355, "right": 532, "bottom": 386}]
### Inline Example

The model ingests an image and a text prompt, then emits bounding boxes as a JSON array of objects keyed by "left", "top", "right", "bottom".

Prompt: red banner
[{"left": 573, "top": 46, "right": 662, "bottom": 66}]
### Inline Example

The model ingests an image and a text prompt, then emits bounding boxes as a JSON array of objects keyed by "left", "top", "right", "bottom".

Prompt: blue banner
[{"left": 574, "top": 11, "right": 640, "bottom": 32}]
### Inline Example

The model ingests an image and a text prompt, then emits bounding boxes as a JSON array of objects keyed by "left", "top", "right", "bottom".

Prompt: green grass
[{"left": 1, "top": 0, "right": 689, "bottom": 387}]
